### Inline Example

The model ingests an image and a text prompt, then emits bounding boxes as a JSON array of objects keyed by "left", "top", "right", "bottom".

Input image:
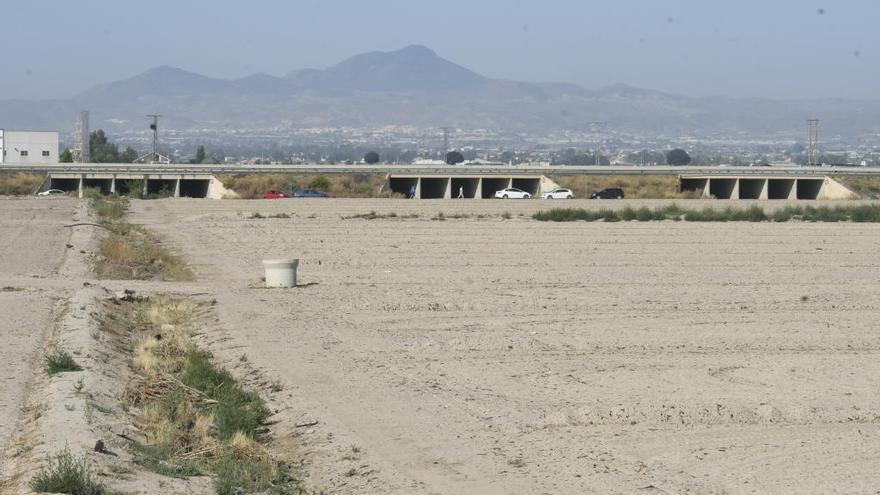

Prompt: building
[{"left": 0, "top": 130, "right": 59, "bottom": 164}]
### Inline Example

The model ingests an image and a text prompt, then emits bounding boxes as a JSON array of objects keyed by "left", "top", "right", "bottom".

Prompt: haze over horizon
[{"left": 5, "top": 0, "right": 879, "bottom": 102}]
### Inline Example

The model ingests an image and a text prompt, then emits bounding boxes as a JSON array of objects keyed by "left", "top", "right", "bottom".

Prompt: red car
[{"left": 262, "top": 190, "right": 289, "bottom": 199}]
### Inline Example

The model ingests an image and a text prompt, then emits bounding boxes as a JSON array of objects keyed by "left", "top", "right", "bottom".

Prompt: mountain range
[{"left": 2, "top": 45, "right": 878, "bottom": 140}]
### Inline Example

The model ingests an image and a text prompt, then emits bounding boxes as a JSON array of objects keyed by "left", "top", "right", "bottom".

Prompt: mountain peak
[{"left": 287, "top": 45, "right": 489, "bottom": 92}]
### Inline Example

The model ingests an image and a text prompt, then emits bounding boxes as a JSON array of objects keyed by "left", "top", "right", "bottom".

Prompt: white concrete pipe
[{"left": 263, "top": 259, "right": 299, "bottom": 288}]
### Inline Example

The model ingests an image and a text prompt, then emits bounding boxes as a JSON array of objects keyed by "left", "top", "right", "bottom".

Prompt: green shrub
[
  {"left": 179, "top": 351, "right": 270, "bottom": 440},
  {"left": 45, "top": 349, "right": 83, "bottom": 375},
  {"left": 30, "top": 448, "right": 110, "bottom": 495}
]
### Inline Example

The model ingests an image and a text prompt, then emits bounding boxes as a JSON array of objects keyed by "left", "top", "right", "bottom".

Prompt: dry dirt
[
  {"left": 121, "top": 198, "right": 880, "bottom": 494},
  {"left": 0, "top": 197, "right": 80, "bottom": 455}
]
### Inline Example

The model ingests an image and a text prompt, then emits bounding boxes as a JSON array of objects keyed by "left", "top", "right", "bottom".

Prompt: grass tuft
[
  {"left": 30, "top": 447, "right": 111, "bottom": 495},
  {"left": 45, "top": 349, "right": 83, "bottom": 375}
]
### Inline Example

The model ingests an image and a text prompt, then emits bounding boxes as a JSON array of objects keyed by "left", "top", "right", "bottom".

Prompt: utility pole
[{"left": 807, "top": 119, "right": 820, "bottom": 167}]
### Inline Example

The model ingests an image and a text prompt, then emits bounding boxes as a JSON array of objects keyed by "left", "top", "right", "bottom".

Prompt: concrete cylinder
[{"left": 263, "top": 259, "right": 299, "bottom": 288}]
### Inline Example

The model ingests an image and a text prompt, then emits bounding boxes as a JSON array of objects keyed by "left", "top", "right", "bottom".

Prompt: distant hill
[{"left": 1, "top": 45, "right": 879, "bottom": 140}]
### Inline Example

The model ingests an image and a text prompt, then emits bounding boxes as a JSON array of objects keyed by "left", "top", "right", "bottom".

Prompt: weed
[
  {"left": 501, "top": 211, "right": 512, "bottom": 220},
  {"left": 30, "top": 447, "right": 111, "bottom": 495},
  {"left": 268, "top": 213, "right": 291, "bottom": 219},
  {"left": 432, "top": 212, "right": 447, "bottom": 221},
  {"left": 249, "top": 212, "right": 265, "bottom": 219},
  {"left": 269, "top": 380, "right": 284, "bottom": 393},
  {"left": 74, "top": 377, "right": 85, "bottom": 392},
  {"left": 508, "top": 457, "right": 527, "bottom": 468},
  {"left": 45, "top": 349, "right": 83, "bottom": 375}
]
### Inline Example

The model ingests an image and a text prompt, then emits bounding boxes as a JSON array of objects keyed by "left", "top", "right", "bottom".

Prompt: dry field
[{"left": 121, "top": 198, "right": 880, "bottom": 494}]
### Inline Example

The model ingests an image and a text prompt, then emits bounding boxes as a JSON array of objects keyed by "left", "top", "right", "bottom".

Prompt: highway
[{"left": 3, "top": 163, "right": 880, "bottom": 177}]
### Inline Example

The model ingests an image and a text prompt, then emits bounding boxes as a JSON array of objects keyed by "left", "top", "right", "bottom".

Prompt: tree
[
  {"left": 363, "top": 151, "right": 380, "bottom": 164},
  {"left": 120, "top": 147, "right": 138, "bottom": 163},
  {"left": 89, "top": 130, "right": 120, "bottom": 163},
  {"left": 445, "top": 150, "right": 465, "bottom": 165},
  {"left": 189, "top": 145, "right": 208, "bottom": 164},
  {"left": 59, "top": 149, "right": 73, "bottom": 163},
  {"left": 666, "top": 148, "right": 692, "bottom": 166}
]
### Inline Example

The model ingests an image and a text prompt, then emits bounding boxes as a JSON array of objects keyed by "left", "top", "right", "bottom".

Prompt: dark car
[
  {"left": 590, "top": 188, "right": 624, "bottom": 199},
  {"left": 293, "top": 189, "right": 329, "bottom": 198}
]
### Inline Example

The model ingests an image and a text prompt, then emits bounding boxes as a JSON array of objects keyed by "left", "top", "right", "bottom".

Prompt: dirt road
[{"left": 126, "top": 198, "right": 880, "bottom": 494}]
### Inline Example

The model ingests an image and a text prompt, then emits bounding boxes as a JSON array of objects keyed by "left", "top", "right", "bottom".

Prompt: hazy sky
[{"left": 5, "top": 0, "right": 878, "bottom": 100}]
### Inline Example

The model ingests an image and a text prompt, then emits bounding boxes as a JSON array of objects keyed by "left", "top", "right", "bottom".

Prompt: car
[
  {"left": 37, "top": 189, "right": 66, "bottom": 196},
  {"left": 494, "top": 187, "right": 531, "bottom": 199},
  {"left": 262, "top": 190, "right": 289, "bottom": 199},
  {"left": 590, "top": 187, "right": 624, "bottom": 199},
  {"left": 541, "top": 188, "right": 574, "bottom": 199},
  {"left": 293, "top": 189, "right": 329, "bottom": 198}
]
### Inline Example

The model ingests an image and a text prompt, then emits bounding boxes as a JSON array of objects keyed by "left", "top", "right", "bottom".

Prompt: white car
[
  {"left": 37, "top": 189, "right": 65, "bottom": 196},
  {"left": 541, "top": 188, "right": 574, "bottom": 199},
  {"left": 494, "top": 188, "right": 531, "bottom": 199}
]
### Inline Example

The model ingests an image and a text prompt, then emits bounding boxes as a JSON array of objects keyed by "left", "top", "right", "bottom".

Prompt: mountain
[
  {"left": 285, "top": 45, "right": 490, "bottom": 92},
  {"left": 1, "top": 45, "right": 879, "bottom": 140}
]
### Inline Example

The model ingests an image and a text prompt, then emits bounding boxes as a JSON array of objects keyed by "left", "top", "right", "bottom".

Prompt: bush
[
  {"left": 45, "top": 349, "right": 83, "bottom": 375},
  {"left": 30, "top": 448, "right": 109, "bottom": 495}
]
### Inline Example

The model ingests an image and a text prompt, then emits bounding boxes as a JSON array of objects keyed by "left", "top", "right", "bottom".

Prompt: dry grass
[
  {"left": 218, "top": 173, "right": 390, "bottom": 199},
  {"left": 0, "top": 173, "right": 45, "bottom": 195},
  {"left": 834, "top": 176, "right": 880, "bottom": 199},
  {"left": 551, "top": 175, "right": 699, "bottom": 199},
  {"left": 92, "top": 197, "right": 195, "bottom": 282}
]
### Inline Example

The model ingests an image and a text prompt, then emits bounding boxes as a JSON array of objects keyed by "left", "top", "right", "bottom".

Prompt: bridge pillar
[
  {"left": 174, "top": 179, "right": 181, "bottom": 198},
  {"left": 415, "top": 177, "right": 422, "bottom": 199},
  {"left": 77, "top": 175, "right": 84, "bottom": 199},
  {"left": 759, "top": 179, "right": 769, "bottom": 200},
  {"left": 443, "top": 178, "right": 452, "bottom": 199},
  {"left": 475, "top": 178, "right": 483, "bottom": 199},
  {"left": 110, "top": 176, "right": 116, "bottom": 194},
  {"left": 142, "top": 176, "right": 149, "bottom": 197}
]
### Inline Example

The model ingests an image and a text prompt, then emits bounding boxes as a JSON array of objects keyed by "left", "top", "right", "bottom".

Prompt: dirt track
[
  {"left": 101, "top": 198, "right": 880, "bottom": 493},
  {"left": 0, "top": 198, "right": 80, "bottom": 455}
]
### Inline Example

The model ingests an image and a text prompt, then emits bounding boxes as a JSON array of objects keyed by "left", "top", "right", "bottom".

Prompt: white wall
[{"left": 0, "top": 130, "right": 59, "bottom": 164}]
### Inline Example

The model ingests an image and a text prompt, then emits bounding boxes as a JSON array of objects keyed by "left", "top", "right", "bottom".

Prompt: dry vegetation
[
  {"left": 551, "top": 175, "right": 702, "bottom": 199},
  {"left": 534, "top": 203, "right": 880, "bottom": 222},
  {"left": 92, "top": 197, "right": 194, "bottom": 281},
  {"left": 218, "top": 173, "right": 395, "bottom": 199},
  {"left": 99, "top": 296, "right": 304, "bottom": 494},
  {"left": 835, "top": 176, "right": 880, "bottom": 199},
  {"left": 0, "top": 173, "right": 45, "bottom": 195}
]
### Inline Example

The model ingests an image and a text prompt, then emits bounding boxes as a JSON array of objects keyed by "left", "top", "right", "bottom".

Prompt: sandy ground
[
  {"left": 122, "top": 198, "right": 880, "bottom": 494},
  {"left": 0, "top": 198, "right": 79, "bottom": 455}
]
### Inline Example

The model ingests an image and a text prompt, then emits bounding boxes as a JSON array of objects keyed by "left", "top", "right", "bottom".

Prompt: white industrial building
[{"left": 0, "top": 130, "right": 59, "bottom": 164}]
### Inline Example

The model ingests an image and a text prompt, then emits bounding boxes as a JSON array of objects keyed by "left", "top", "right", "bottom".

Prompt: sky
[{"left": 4, "top": 0, "right": 878, "bottom": 100}]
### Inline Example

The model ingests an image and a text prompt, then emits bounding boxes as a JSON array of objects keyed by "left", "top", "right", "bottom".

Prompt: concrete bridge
[{"left": 2, "top": 163, "right": 876, "bottom": 199}]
